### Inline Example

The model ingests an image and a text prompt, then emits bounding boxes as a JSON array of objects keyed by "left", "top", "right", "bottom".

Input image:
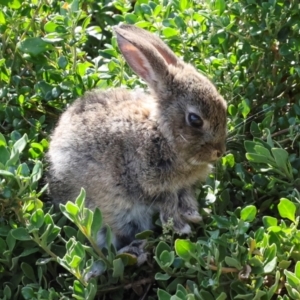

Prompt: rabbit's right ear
[{"left": 114, "top": 25, "right": 180, "bottom": 89}]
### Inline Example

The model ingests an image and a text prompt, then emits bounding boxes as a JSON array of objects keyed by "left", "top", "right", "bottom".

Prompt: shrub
[{"left": 0, "top": 0, "right": 300, "bottom": 299}]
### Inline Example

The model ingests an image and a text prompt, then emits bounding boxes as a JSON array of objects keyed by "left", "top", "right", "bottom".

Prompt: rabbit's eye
[{"left": 188, "top": 113, "right": 203, "bottom": 128}]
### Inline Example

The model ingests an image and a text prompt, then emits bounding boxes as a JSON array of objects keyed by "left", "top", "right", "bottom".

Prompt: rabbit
[{"left": 47, "top": 24, "right": 227, "bottom": 257}]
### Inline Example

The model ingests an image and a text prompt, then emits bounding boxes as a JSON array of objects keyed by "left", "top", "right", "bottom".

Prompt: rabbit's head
[{"left": 114, "top": 25, "right": 227, "bottom": 166}]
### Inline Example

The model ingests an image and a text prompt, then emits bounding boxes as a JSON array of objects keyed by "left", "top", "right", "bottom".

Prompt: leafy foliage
[{"left": 1, "top": 0, "right": 300, "bottom": 299}]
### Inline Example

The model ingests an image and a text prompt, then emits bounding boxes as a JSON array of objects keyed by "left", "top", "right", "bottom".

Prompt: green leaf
[
  {"left": 248, "top": 257, "right": 264, "bottom": 268},
  {"left": 284, "top": 269, "right": 300, "bottom": 290},
  {"left": 91, "top": 208, "right": 102, "bottom": 240},
  {"left": 228, "top": 104, "right": 237, "bottom": 116},
  {"left": 112, "top": 258, "right": 124, "bottom": 278},
  {"left": 30, "top": 209, "right": 44, "bottom": 229},
  {"left": 155, "top": 272, "right": 171, "bottom": 281},
  {"left": 0, "top": 133, "right": 6, "bottom": 147},
  {"left": 11, "top": 227, "right": 31, "bottom": 241},
  {"left": 215, "top": 0, "right": 226, "bottom": 15},
  {"left": 244, "top": 141, "right": 257, "bottom": 153},
  {"left": 75, "top": 188, "right": 86, "bottom": 211},
  {"left": 31, "top": 161, "right": 43, "bottom": 185},
  {"left": 76, "top": 62, "right": 93, "bottom": 77},
  {"left": 21, "top": 287, "right": 34, "bottom": 300},
  {"left": 295, "top": 261, "right": 300, "bottom": 279},
  {"left": 3, "top": 285, "right": 11, "bottom": 298},
  {"left": 175, "top": 239, "right": 196, "bottom": 261},
  {"left": 216, "top": 292, "right": 227, "bottom": 300},
  {"left": 263, "top": 243, "right": 277, "bottom": 274},
  {"left": 73, "top": 280, "right": 85, "bottom": 297},
  {"left": 224, "top": 256, "right": 242, "bottom": 269},
  {"left": 21, "top": 262, "right": 36, "bottom": 282},
  {"left": 157, "top": 289, "right": 171, "bottom": 300},
  {"left": 250, "top": 121, "right": 261, "bottom": 137},
  {"left": 271, "top": 148, "right": 292, "bottom": 177},
  {"left": 286, "top": 285, "right": 300, "bottom": 299},
  {"left": 239, "top": 99, "right": 250, "bottom": 118},
  {"left": 240, "top": 205, "right": 257, "bottom": 222},
  {"left": 254, "top": 145, "right": 273, "bottom": 161},
  {"left": 0, "top": 169, "right": 15, "bottom": 178},
  {"left": 0, "top": 146, "right": 9, "bottom": 165},
  {"left": 156, "top": 241, "right": 171, "bottom": 258},
  {"left": 176, "top": 284, "right": 188, "bottom": 296},
  {"left": 65, "top": 201, "right": 80, "bottom": 217},
  {"left": 278, "top": 198, "right": 296, "bottom": 222},
  {"left": 17, "top": 163, "right": 30, "bottom": 176},
  {"left": 179, "top": 0, "right": 188, "bottom": 10},
  {"left": 267, "top": 271, "right": 280, "bottom": 299},
  {"left": 85, "top": 281, "right": 97, "bottom": 300},
  {"left": 160, "top": 250, "right": 175, "bottom": 267},
  {"left": 162, "top": 27, "right": 178, "bottom": 38},
  {"left": 199, "top": 290, "right": 214, "bottom": 300},
  {"left": 69, "top": 255, "right": 82, "bottom": 268},
  {"left": 246, "top": 153, "right": 269, "bottom": 164},
  {"left": 263, "top": 216, "right": 278, "bottom": 228},
  {"left": 0, "top": 10, "right": 6, "bottom": 24},
  {"left": 0, "top": 0, "right": 21, "bottom": 9},
  {"left": 18, "top": 38, "right": 53, "bottom": 56},
  {"left": 105, "top": 225, "right": 113, "bottom": 250},
  {"left": 64, "top": 225, "right": 78, "bottom": 239},
  {"left": 81, "top": 208, "right": 93, "bottom": 235},
  {"left": 135, "top": 230, "right": 153, "bottom": 239},
  {"left": 116, "top": 253, "right": 137, "bottom": 266},
  {"left": 58, "top": 56, "right": 68, "bottom": 69},
  {"left": 264, "top": 257, "right": 277, "bottom": 273},
  {"left": 11, "top": 133, "right": 28, "bottom": 156}
]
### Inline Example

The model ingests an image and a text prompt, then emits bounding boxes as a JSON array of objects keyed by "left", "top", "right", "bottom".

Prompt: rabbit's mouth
[
  {"left": 187, "top": 156, "right": 211, "bottom": 166},
  {"left": 187, "top": 150, "right": 223, "bottom": 166}
]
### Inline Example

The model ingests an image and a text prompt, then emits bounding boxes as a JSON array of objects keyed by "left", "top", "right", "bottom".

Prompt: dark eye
[{"left": 188, "top": 113, "right": 203, "bottom": 128}]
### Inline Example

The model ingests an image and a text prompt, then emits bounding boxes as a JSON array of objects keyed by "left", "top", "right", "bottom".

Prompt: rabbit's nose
[
  {"left": 216, "top": 150, "right": 222, "bottom": 158},
  {"left": 211, "top": 144, "right": 226, "bottom": 161}
]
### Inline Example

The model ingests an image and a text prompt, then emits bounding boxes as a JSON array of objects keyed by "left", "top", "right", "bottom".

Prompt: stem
[
  {"left": 31, "top": 231, "right": 88, "bottom": 287},
  {"left": 98, "top": 277, "right": 154, "bottom": 293},
  {"left": 70, "top": 11, "right": 82, "bottom": 75},
  {"left": 77, "top": 224, "right": 111, "bottom": 266},
  {"left": 32, "top": 231, "right": 58, "bottom": 259},
  {"left": 208, "top": 264, "right": 239, "bottom": 273}
]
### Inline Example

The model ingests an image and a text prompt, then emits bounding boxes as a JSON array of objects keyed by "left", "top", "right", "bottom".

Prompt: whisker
[
  {"left": 146, "top": 194, "right": 159, "bottom": 213},
  {"left": 180, "top": 134, "right": 188, "bottom": 142},
  {"left": 227, "top": 134, "right": 246, "bottom": 142}
]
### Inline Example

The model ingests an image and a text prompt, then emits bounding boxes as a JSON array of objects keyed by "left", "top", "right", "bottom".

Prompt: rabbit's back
[{"left": 47, "top": 88, "right": 159, "bottom": 205}]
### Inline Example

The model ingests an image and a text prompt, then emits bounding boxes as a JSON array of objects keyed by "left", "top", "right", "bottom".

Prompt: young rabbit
[{"left": 47, "top": 24, "right": 227, "bottom": 254}]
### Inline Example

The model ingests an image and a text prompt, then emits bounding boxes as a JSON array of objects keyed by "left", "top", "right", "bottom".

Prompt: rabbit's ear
[
  {"left": 114, "top": 25, "right": 180, "bottom": 87},
  {"left": 116, "top": 24, "right": 179, "bottom": 66}
]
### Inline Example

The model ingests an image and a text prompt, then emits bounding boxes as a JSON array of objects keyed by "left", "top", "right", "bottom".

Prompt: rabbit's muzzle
[{"left": 210, "top": 143, "right": 226, "bottom": 162}]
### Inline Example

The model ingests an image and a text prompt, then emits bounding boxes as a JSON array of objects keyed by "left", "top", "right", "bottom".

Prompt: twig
[
  {"left": 98, "top": 277, "right": 154, "bottom": 293},
  {"left": 139, "top": 280, "right": 153, "bottom": 300},
  {"left": 208, "top": 264, "right": 239, "bottom": 273},
  {"left": 270, "top": 128, "right": 291, "bottom": 138},
  {"left": 124, "top": 277, "right": 154, "bottom": 290}
]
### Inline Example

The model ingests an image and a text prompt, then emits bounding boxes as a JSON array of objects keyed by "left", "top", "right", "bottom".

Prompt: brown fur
[{"left": 47, "top": 25, "right": 227, "bottom": 249}]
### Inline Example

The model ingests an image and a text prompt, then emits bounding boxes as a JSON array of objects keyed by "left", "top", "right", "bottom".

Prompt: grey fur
[{"left": 47, "top": 24, "right": 227, "bottom": 250}]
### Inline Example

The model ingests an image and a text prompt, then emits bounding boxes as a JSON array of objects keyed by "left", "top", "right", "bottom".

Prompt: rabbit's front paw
[
  {"left": 175, "top": 223, "right": 191, "bottom": 235},
  {"left": 178, "top": 189, "right": 202, "bottom": 223},
  {"left": 181, "top": 208, "right": 202, "bottom": 223},
  {"left": 117, "top": 240, "right": 148, "bottom": 266}
]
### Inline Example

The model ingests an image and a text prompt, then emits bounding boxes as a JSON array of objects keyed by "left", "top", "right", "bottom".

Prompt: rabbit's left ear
[{"left": 114, "top": 25, "right": 178, "bottom": 88}]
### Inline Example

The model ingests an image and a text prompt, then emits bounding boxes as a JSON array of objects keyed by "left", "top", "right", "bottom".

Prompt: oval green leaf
[
  {"left": 278, "top": 198, "right": 296, "bottom": 222},
  {"left": 240, "top": 205, "right": 257, "bottom": 222}
]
